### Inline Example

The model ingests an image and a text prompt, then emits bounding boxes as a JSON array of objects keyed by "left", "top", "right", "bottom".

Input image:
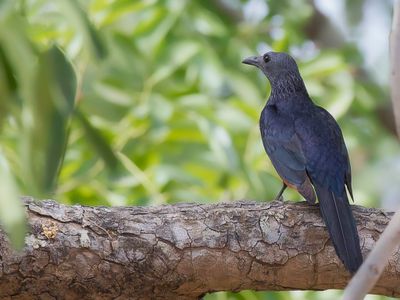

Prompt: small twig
[
  {"left": 342, "top": 210, "right": 400, "bottom": 300},
  {"left": 84, "top": 218, "right": 113, "bottom": 240}
]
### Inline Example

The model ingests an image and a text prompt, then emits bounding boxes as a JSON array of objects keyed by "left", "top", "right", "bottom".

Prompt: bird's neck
[{"left": 268, "top": 71, "right": 309, "bottom": 100}]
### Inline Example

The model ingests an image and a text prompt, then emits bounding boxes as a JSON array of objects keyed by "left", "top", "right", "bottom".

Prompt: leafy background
[{"left": 0, "top": 0, "right": 399, "bottom": 299}]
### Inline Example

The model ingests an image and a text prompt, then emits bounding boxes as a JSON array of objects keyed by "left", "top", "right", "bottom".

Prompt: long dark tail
[{"left": 315, "top": 185, "right": 363, "bottom": 273}]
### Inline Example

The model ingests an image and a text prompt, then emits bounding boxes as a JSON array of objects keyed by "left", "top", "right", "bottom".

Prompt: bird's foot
[{"left": 274, "top": 183, "right": 287, "bottom": 202}]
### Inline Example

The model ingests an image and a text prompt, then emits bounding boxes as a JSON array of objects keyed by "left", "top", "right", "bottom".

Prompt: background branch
[
  {"left": 0, "top": 198, "right": 398, "bottom": 299},
  {"left": 390, "top": 0, "right": 400, "bottom": 138}
]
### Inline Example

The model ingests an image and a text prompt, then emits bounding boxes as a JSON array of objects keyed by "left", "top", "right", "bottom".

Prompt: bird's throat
[{"left": 269, "top": 71, "right": 308, "bottom": 99}]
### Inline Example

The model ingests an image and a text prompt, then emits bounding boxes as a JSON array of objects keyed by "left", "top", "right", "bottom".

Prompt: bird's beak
[{"left": 242, "top": 56, "right": 259, "bottom": 67}]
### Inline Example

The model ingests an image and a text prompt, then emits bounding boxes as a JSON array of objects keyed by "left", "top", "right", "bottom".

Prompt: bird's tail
[{"left": 315, "top": 185, "right": 363, "bottom": 273}]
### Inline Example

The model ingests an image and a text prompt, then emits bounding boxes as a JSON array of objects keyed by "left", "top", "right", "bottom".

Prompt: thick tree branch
[{"left": 0, "top": 198, "right": 398, "bottom": 299}]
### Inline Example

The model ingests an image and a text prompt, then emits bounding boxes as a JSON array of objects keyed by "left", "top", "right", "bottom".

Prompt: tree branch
[
  {"left": 390, "top": 0, "right": 400, "bottom": 138},
  {"left": 0, "top": 198, "right": 398, "bottom": 299}
]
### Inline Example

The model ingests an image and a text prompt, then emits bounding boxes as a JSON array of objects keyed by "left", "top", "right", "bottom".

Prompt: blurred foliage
[{"left": 0, "top": 0, "right": 399, "bottom": 299}]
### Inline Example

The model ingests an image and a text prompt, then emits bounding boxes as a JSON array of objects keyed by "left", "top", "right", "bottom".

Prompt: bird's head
[{"left": 242, "top": 51, "right": 301, "bottom": 83}]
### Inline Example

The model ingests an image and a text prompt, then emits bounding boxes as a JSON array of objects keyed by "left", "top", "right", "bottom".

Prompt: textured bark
[{"left": 0, "top": 198, "right": 399, "bottom": 299}]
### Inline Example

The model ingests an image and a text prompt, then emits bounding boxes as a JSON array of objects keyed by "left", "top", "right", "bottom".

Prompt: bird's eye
[{"left": 263, "top": 54, "right": 270, "bottom": 63}]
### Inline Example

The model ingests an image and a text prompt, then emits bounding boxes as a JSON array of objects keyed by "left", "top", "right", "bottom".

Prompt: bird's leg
[{"left": 275, "top": 183, "right": 287, "bottom": 201}]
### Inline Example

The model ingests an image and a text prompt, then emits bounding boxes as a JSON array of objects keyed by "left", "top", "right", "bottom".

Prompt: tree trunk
[{"left": 0, "top": 198, "right": 398, "bottom": 299}]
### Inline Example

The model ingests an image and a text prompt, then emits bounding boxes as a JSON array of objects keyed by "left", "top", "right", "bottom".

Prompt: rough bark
[{"left": 0, "top": 198, "right": 399, "bottom": 300}]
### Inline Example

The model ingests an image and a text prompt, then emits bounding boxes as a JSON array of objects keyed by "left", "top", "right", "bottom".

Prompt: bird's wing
[
  {"left": 295, "top": 106, "right": 352, "bottom": 196},
  {"left": 264, "top": 133, "right": 306, "bottom": 184},
  {"left": 262, "top": 130, "right": 316, "bottom": 203}
]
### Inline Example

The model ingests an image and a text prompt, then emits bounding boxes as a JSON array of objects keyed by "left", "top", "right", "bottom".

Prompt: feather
[{"left": 315, "top": 185, "right": 363, "bottom": 273}]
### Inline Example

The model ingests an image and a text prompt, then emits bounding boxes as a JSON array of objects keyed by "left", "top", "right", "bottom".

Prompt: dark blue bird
[{"left": 242, "top": 51, "right": 363, "bottom": 273}]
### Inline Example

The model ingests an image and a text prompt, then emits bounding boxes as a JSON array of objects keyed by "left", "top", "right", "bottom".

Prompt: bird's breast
[{"left": 259, "top": 107, "right": 296, "bottom": 152}]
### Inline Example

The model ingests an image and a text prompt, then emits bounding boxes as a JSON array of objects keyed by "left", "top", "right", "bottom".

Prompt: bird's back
[{"left": 294, "top": 105, "right": 350, "bottom": 192}]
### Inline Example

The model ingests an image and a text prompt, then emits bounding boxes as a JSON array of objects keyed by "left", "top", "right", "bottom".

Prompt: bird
[{"left": 242, "top": 51, "right": 363, "bottom": 273}]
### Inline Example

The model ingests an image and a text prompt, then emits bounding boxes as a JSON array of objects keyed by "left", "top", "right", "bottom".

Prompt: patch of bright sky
[
  {"left": 241, "top": 0, "right": 391, "bottom": 84},
  {"left": 315, "top": 0, "right": 350, "bottom": 37},
  {"left": 315, "top": 0, "right": 391, "bottom": 85},
  {"left": 243, "top": 0, "right": 269, "bottom": 24},
  {"left": 356, "top": 0, "right": 391, "bottom": 85}
]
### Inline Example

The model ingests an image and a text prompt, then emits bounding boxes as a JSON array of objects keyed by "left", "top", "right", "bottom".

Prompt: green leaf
[
  {"left": 0, "top": 13, "right": 37, "bottom": 97},
  {"left": 196, "top": 116, "right": 239, "bottom": 171},
  {"left": 147, "top": 41, "right": 199, "bottom": 87},
  {"left": 0, "top": 152, "right": 26, "bottom": 250},
  {"left": 301, "top": 53, "right": 344, "bottom": 77},
  {"left": 23, "top": 45, "right": 77, "bottom": 196},
  {"left": 325, "top": 71, "right": 354, "bottom": 118},
  {"left": 0, "top": 44, "right": 18, "bottom": 128},
  {"left": 0, "top": 44, "right": 17, "bottom": 92},
  {"left": 228, "top": 71, "right": 263, "bottom": 106},
  {"left": 59, "top": 0, "right": 107, "bottom": 59},
  {"left": 192, "top": 9, "right": 228, "bottom": 37},
  {"left": 92, "top": 0, "right": 153, "bottom": 27},
  {"left": 74, "top": 109, "right": 118, "bottom": 171},
  {"left": 136, "top": 3, "right": 185, "bottom": 57}
]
